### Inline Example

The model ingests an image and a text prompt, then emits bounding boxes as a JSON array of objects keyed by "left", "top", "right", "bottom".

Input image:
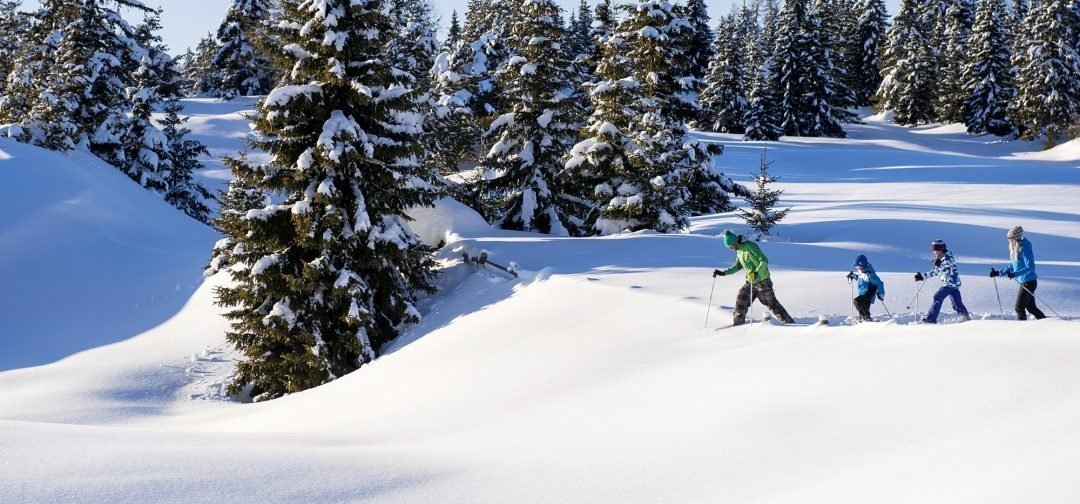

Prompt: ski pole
[
  {"left": 1014, "top": 278, "right": 1063, "bottom": 318},
  {"left": 705, "top": 276, "right": 717, "bottom": 328},
  {"left": 992, "top": 277, "right": 1005, "bottom": 319},
  {"left": 880, "top": 299, "right": 893, "bottom": 318},
  {"left": 849, "top": 277, "right": 855, "bottom": 326}
]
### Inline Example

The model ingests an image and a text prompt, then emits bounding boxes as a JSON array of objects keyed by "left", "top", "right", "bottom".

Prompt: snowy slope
[{"left": 2, "top": 105, "right": 1080, "bottom": 503}]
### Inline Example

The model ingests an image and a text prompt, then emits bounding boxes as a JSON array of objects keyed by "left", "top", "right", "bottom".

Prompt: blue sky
[{"left": 22, "top": 0, "right": 900, "bottom": 56}]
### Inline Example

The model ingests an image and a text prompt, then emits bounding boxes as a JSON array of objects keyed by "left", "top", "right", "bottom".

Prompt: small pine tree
[
  {"left": 160, "top": 99, "right": 213, "bottom": 223},
  {"left": 212, "top": 0, "right": 276, "bottom": 99},
  {"left": 738, "top": 149, "right": 790, "bottom": 235},
  {"left": 446, "top": 10, "right": 462, "bottom": 50}
]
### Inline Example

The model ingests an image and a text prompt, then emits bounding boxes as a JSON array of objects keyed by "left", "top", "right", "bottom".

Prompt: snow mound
[{"left": 0, "top": 139, "right": 217, "bottom": 370}]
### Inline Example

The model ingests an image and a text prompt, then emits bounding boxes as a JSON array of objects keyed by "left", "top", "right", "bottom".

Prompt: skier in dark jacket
[
  {"left": 990, "top": 226, "right": 1046, "bottom": 320},
  {"left": 712, "top": 230, "right": 795, "bottom": 326},
  {"left": 915, "top": 239, "right": 971, "bottom": 323},
  {"left": 848, "top": 254, "right": 885, "bottom": 321}
]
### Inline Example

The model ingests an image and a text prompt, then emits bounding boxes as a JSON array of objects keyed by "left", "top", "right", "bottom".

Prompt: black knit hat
[{"left": 931, "top": 239, "right": 947, "bottom": 252}]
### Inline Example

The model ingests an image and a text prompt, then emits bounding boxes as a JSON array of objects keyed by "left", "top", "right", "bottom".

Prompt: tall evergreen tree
[
  {"left": 851, "top": 0, "right": 888, "bottom": 107},
  {"left": 0, "top": 1, "right": 35, "bottom": 125},
  {"left": 963, "top": 0, "right": 1014, "bottom": 136},
  {"left": 814, "top": 0, "right": 858, "bottom": 110},
  {"left": 212, "top": 0, "right": 276, "bottom": 99},
  {"left": 215, "top": 0, "right": 440, "bottom": 400},
  {"left": 1009, "top": 0, "right": 1080, "bottom": 147},
  {"left": 181, "top": 33, "right": 222, "bottom": 96},
  {"left": 446, "top": 10, "right": 462, "bottom": 51},
  {"left": 699, "top": 13, "right": 748, "bottom": 133},
  {"left": 876, "top": 0, "right": 937, "bottom": 125},
  {"left": 479, "top": 0, "right": 584, "bottom": 235},
  {"left": 771, "top": 0, "right": 849, "bottom": 137},
  {"left": 160, "top": 98, "right": 213, "bottom": 223},
  {"left": 744, "top": 0, "right": 784, "bottom": 140},
  {"left": 679, "top": 0, "right": 714, "bottom": 81},
  {"left": 567, "top": 0, "right": 741, "bottom": 235},
  {"left": 934, "top": 0, "right": 975, "bottom": 123}
]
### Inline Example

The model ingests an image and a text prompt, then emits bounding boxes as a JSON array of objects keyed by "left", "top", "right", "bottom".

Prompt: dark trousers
[
  {"left": 734, "top": 277, "right": 795, "bottom": 326},
  {"left": 1015, "top": 280, "right": 1046, "bottom": 320},
  {"left": 854, "top": 284, "right": 878, "bottom": 321},
  {"left": 925, "top": 286, "right": 970, "bottom": 323}
]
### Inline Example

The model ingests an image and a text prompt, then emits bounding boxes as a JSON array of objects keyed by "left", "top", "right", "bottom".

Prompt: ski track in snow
[{"left": 1, "top": 102, "right": 1080, "bottom": 503}]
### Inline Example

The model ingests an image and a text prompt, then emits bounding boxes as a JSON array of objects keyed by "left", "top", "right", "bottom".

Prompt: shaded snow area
[{"left": 2, "top": 104, "right": 1080, "bottom": 503}]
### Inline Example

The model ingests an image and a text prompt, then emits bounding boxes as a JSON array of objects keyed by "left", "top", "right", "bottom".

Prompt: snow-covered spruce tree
[
  {"left": 181, "top": 33, "right": 221, "bottom": 96},
  {"left": 771, "top": 0, "right": 849, "bottom": 137},
  {"left": 678, "top": 0, "right": 714, "bottom": 82},
  {"left": 814, "top": 0, "right": 858, "bottom": 111},
  {"left": 478, "top": 0, "right": 585, "bottom": 235},
  {"left": 699, "top": 13, "right": 748, "bottom": 133},
  {"left": 933, "top": 0, "right": 974, "bottom": 124},
  {"left": 851, "top": 0, "right": 888, "bottom": 107},
  {"left": 160, "top": 98, "right": 213, "bottom": 224},
  {"left": 0, "top": 2, "right": 36, "bottom": 125},
  {"left": 662, "top": 2, "right": 706, "bottom": 126},
  {"left": 743, "top": 0, "right": 784, "bottom": 141},
  {"left": 0, "top": 1, "right": 22, "bottom": 103},
  {"left": 570, "top": 0, "right": 595, "bottom": 65},
  {"left": 214, "top": 0, "right": 440, "bottom": 401},
  {"left": 738, "top": 150, "right": 790, "bottom": 235},
  {"left": 445, "top": 10, "right": 462, "bottom": 51},
  {"left": 122, "top": 54, "right": 170, "bottom": 194},
  {"left": 207, "top": 154, "right": 267, "bottom": 276},
  {"left": 963, "top": 0, "right": 1014, "bottom": 136},
  {"left": 567, "top": 0, "right": 741, "bottom": 235},
  {"left": 1009, "top": 0, "right": 1080, "bottom": 148},
  {"left": 876, "top": 0, "right": 937, "bottom": 125},
  {"left": 212, "top": 0, "right": 276, "bottom": 99}
]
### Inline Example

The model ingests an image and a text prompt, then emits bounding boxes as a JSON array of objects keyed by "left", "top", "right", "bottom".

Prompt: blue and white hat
[{"left": 1007, "top": 226, "right": 1023, "bottom": 240}]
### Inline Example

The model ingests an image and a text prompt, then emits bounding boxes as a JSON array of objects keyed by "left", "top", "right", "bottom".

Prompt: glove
[
  {"left": 989, "top": 268, "right": 1000, "bottom": 278},
  {"left": 712, "top": 269, "right": 725, "bottom": 277},
  {"left": 877, "top": 292, "right": 885, "bottom": 301},
  {"left": 846, "top": 272, "right": 856, "bottom": 281},
  {"left": 933, "top": 257, "right": 942, "bottom": 267},
  {"left": 914, "top": 272, "right": 924, "bottom": 282},
  {"left": 747, "top": 272, "right": 757, "bottom": 282},
  {"left": 1006, "top": 270, "right": 1015, "bottom": 279}
]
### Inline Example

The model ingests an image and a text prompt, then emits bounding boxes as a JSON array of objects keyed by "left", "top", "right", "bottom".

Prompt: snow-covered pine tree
[
  {"left": 738, "top": 149, "right": 790, "bottom": 235},
  {"left": 212, "top": 0, "right": 276, "bottom": 99},
  {"left": 214, "top": 0, "right": 440, "bottom": 400},
  {"left": 123, "top": 54, "right": 170, "bottom": 194},
  {"left": 963, "top": 0, "right": 1014, "bottom": 136},
  {"left": 663, "top": 2, "right": 706, "bottom": 126},
  {"left": 699, "top": 13, "right": 748, "bottom": 133},
  {"left": 207, "top": 154, "right": 267, "bottom": 276},
  {"left": 572, "top": 0, "right": 594, "bottom": 64},
  {"left": 743, "top": 0, "right": 784, "bottom": 141},
  {"left": 159, "top": 98, "right": 213, "bottom": 223},
  {"left": 814, "top": 0, "right": 858, "bottom": 111},
  {"left": 568, "top": 0, "right": 741, "bottom": 234},
  {"left": 1009, "top": 0, "right": 1080, "bottom": 147},
  {"left": 933, "top": 0, "right": 974, "bottom": 124},
  {"left": 851, "top": 0, "right": 888, "bottom": 107},
  {"left": 876, "top": 0, "right": 937, "bottom": 125},
  {"left": 0, "top": 1, "right": 35, "bottom": 125},
  {"left": 181, "top": 33, "right": 222, "bottom": 96},
  {"left": 446, "top": 10, "right": 462, "bottom": 51},
  {"left": 771, "top": 0, "right": 848, "bottom": 137},
  {"left": 478, "top": 0, "right": 584, "bottom": 235},
  {"left": 0, "top": 1, "right": 21, "bottom": 103},
  {"left": 679, "top": 0, "right": 714, "bottom": 82}
]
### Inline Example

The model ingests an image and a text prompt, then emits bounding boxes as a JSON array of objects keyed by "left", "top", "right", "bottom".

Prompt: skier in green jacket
[{"left": 712, "top": 230, "right": 795, "bottom": 326}]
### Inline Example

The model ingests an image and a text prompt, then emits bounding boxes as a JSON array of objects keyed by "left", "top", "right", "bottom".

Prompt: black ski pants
[
  {"left": 733, "top": 278, "right": 795, "bottom": 326},
  {"left": 853, "top": 283, "right": 878, "bottom": 321},
  {"left": 1015, "top": 280, "right": 1046, "bottom": 321}
]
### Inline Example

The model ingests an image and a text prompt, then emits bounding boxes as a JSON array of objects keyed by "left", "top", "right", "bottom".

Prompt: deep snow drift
[{"left": 1, "top": 101, "right": 1079, "bottom": 503}]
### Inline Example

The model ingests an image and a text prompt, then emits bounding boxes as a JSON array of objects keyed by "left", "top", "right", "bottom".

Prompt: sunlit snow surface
[{"left": 1, "top": 102, "right": 1079, "bottom": 503}]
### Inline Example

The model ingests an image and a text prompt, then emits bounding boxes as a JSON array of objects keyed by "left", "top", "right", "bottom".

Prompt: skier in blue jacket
[
  {"left": 847, "top": 254, "right": 885, "bottom": 321},
  {"left": 990, "top": 226, "right": 1046, "bottom": 320},
  {"left": 915, "top": 239, "right": 971, "bottom": 323}
]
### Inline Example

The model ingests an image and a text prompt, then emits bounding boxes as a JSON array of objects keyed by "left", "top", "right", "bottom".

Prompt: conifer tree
[
  {"left": 739, "top": 149, "right": 790, "bottom": 235},
  {"left": 744, "top": 0, "right": 784, "bottom": 141},
  {"left": 123, "top": 54, "right": 170, "bottom": 194},
  {"left": 934, "top": 0, "right": 974, "bottom": 123},
  {"left": 814, "top": 0, "right": 858, "bottom": 111},
  {"left": 212, "top": 0, "right": 276, "bottom": 99},
  {"left": 0, "top": 1, "right": 22, "bottom": 102},
  {"left": 963, "top": 0, "right": 1014, "bottom": 136},
  {"left": 0, "top": 3, "right": 40, "bottom": 126},
  {"left": 215, "top": 0, "right": 440, "bottom": 400},
  {"left": 182, "top": 33, "right": 222, "bottom": 96},
  {"left": 877, "top": 0, "right": 936, "bottom": 125},
  {"left": 567, "top": 0, "right": 741, "bottom": 234},
  {"left": 479, "top": 0, "right": 584, "bottom": 235},
  {"left": 700, "top": 14, "right": 748, "bottom": 133},
  {"left": 679, "top": 0, "right": 714, "bottom": 82},
  {"left": 446, "top": 10, "right": 462, "bottom": 51},
  {"left": 851, "top": 0, "right": 888, "bottom": 107},
  {"left": 772, "top": 0, "right": 848, "bottom": 137},
  {"left": 1009, "top": 0, "right": 1080, "bottom": 147}
]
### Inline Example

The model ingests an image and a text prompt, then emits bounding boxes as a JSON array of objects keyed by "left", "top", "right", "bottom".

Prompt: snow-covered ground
[{"left": 1, "top": 100, "right": 1079, "bottom": 503}]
